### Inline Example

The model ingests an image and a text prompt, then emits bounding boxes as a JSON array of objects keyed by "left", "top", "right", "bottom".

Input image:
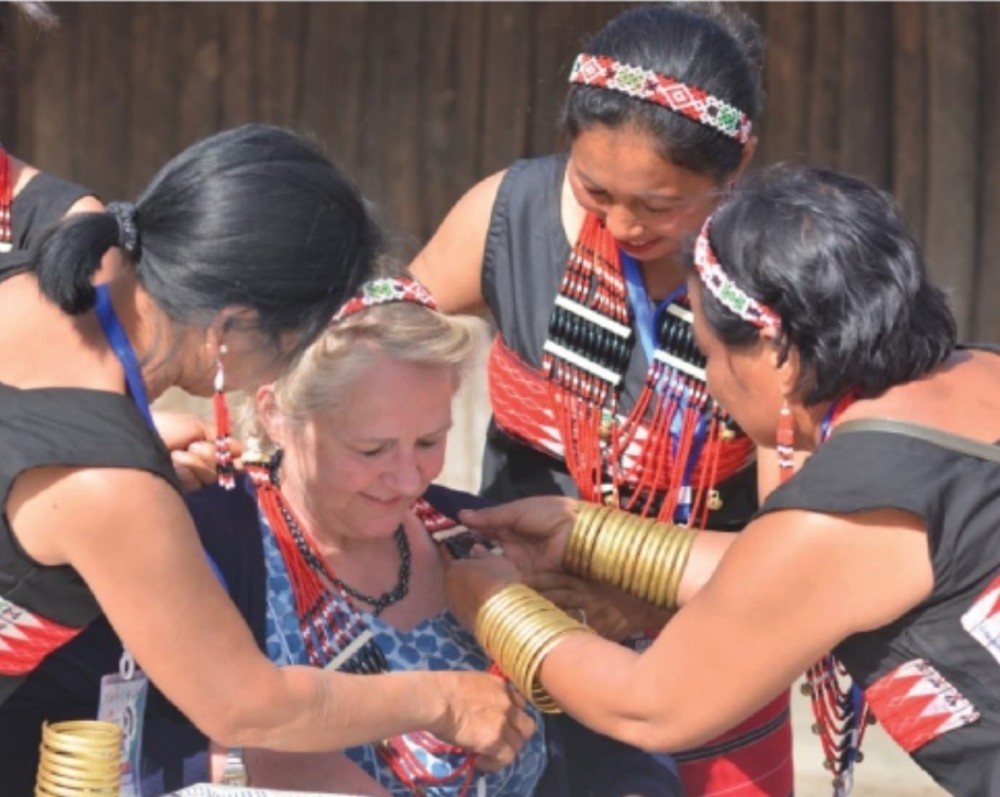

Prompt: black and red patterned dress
[{"left": 759, "top": 402, "right": 1000, "bottom": 797}]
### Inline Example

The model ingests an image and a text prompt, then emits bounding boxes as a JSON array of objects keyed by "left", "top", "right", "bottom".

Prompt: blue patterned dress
[{"left": 259, "top": 508, "right": 547, "bottom": 797}]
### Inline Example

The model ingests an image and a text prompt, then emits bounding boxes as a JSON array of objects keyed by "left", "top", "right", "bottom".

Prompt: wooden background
[{"left": 1, "top": 1, "right": 997, "bottom": 342}]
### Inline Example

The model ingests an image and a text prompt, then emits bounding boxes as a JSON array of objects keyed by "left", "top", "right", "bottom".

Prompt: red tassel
[
  {"left": 776, "top": 398, "right": 795, "bottom": 484},
  {"left": 213, "top": 353, "right": 236, "bottom": 490}
]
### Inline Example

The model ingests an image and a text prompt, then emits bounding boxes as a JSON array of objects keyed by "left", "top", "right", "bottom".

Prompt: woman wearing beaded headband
[
  {"left": 0, "top": 124, "right": 533, "bottom": 793},
  {"left": 445, "top": 163, "right": 1000, "bottom": 796},
  {"left": 412, "top": 3, "right": 792, "bottom": 796},
  {"left": 160, "top": 274, "right": 545, "bottom": 796}
]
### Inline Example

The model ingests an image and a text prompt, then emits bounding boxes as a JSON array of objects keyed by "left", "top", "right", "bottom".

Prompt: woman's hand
[
  {"left": 458, "top": 496, "right": 578, "bottom": 577},
  {"left": 152, "top": 410, "right": 243, "bottom": 492},
  {"left": 432, "top": 668, "right": 536, "bottom": 772},
  {"left": 524, "top": 571, "right": 672, "bottom": 642}
]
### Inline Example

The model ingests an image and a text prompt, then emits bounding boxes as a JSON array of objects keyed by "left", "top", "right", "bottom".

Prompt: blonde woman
[{"left": 187, "top": 275, "right": 547, "bottom": 796}]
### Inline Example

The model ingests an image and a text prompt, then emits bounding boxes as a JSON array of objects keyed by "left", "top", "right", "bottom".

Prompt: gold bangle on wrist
[{"left": 475, "top": 583, "right": 594, "bottom": 713}]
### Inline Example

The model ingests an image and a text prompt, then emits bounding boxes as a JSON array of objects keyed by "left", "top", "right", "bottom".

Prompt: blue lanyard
[
  {"left": 620, "top": 252, "right": 688, "bottom": 363},
  {"left": 819, "top": 392, "right": 857, "bottom": 443},
  {"left": 94, "top": 283, "right": 230, "bottom": 590},
  {"left": 620, "top": 252, "right": 707, "bottom": 523},
  {"left": 93, "top": 284, "right": 155, "bottom": 431}
]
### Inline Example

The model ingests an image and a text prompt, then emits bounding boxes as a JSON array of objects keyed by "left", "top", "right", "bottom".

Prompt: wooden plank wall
[{"left": 0, "top": 1, "right": 996, "bottom": 341}]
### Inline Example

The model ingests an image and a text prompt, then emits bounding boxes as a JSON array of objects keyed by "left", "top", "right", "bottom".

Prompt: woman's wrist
[{"left": 475, "top": 583, "right": 592, "bottom": 713}]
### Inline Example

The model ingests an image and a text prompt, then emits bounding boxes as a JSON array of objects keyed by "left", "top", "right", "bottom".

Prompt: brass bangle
[
  {"left": 614, "top": 514, "right": 653, "bottom": 591},
  {"left": 475, "top": 583, "right": 593, "bottom": 713},
  {"left": 569, "top": 510, "right": 699, "bottom": 611},
  {"left": 634, "top": 519, "right": 672, "bottom": 604},
  {"left": 564, "top": 503, "right": 613, "bottom": 578},
  {"left": 663, "top": 528, "right": 697, "bottom": 611},
  {"left": 651, "top": 525, "right": 686, "bottom": 608}
]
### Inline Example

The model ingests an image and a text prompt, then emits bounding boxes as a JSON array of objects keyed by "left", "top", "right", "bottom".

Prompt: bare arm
[
  {"left": 10, "top": 466, "right": 532, "bottom": 760},
  {"left": 410, "top": 170, "right": 506, "bottom": 316},
  {"left": 533, "top": 507, "right": 934, "bottom": 751}
]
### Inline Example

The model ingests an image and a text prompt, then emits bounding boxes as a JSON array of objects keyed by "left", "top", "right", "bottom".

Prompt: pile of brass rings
[{"left": 35, "top": 720, "right": 123, "bottom": 796}]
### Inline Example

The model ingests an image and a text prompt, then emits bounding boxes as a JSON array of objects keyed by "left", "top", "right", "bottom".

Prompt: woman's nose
[
  {"left": 603, "top": 204, "right": 643, "bottom": 240},
  {"left": 386, "top": 450, "right": 422, "bottom": 493}
]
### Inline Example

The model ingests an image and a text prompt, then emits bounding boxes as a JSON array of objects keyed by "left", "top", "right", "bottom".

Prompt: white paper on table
[{"left": 165, "top": 785, "right": 369, "bottom": 797}]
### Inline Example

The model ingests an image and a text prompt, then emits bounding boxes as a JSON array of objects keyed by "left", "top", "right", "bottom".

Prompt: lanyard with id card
[{"left": 98, "top": 649, "right": 149, "bottom": 797}]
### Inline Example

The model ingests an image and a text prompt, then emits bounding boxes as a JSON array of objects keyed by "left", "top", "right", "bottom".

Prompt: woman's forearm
[
  {"left": 534, "top": 632, "right": 689, "bottom": 751},
  {"left": 206, "top": 666, "right": 453, "bottom": 751}
]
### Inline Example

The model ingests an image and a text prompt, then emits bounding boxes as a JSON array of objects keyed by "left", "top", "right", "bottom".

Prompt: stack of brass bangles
[
  {"left": 475, "top": 582, "right": 593, "bottom": 713},
  {"left": 563, "top": 503, "right": 696, "bottom": 611}
]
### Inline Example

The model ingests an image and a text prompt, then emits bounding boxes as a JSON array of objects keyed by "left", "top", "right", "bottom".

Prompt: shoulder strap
[{"left": 833, "top": 417, "right": 1000, "bottom": 464}]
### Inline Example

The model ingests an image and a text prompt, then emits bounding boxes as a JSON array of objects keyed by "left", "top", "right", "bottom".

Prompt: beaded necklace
[
  {"left": 248, "top": 462, "right": 479, "bottom": 796},
  {"left": 802, "top": 391, "right": 874, "bottom": 797},
  {"left": 1, "top": 146, "right": 12, "bottom": 252},
  {"left": 542, "top": 212, "right": 753, "bottom": 525}
]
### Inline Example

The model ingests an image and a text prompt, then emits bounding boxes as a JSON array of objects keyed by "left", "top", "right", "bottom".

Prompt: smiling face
[
  {"left": 272, "top": 349, "right": 457, "bottom": 543},
  {"left": 568, "top": 124, "right": 723, "bottom": 271}
]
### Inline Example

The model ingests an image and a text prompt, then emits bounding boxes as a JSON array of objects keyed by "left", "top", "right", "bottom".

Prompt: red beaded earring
[
  {"left": 776, "top": 398, "right": 795, "bottom": 485},
  {"left": 214, "top": 345, "right": 236, "bottom": 490}
]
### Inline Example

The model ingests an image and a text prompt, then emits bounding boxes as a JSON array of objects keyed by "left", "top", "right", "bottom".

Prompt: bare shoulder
[
  {"left": 713, "top": 507, "right": 933, "bottom": 635},
  {"left": 851, "top": 350, "right": 1000, "bottom": 444},
  {"left": 66, "top": 193, "right": 105, "bottom": 215},
  {"left": 410, "top": 169, "right": 509, "bottom": 316},
  {"left": 8, "top": 464, "right": 185, "bottom": 566}
]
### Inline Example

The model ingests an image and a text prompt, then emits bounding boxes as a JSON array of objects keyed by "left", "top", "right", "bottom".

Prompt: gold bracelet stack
[
  {"left": 475, "top": 582, "right": 593, "bottom": 713},
  {"left": 35, "top": 719, "right": 122, "bottom": 796},
  {"left": 563, "top": 502, "right": 697, "bottom": 611}
]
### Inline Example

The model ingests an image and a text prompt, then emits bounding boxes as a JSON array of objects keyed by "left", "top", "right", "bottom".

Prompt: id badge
[{"left": 98, "top": 650, "right": 149, "bottom": 797}]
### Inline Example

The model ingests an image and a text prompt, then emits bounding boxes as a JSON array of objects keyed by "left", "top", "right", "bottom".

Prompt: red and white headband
[
  {"left": 694, "top": 218, "right": 780, "bottom": 329},
  {"left": 569, "top": 53, "right": 752, "bottom": 145},
  {"left": 331, "top": 277, "right": 439, "bottom": 324}
]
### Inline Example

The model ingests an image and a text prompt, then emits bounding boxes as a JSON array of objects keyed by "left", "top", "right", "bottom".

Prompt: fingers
[
  {"left": 170, "top": 450, "right": 216, "bottom": 493},
  {"left": 458, "top": 505, "right": 522, "bottom": 535},
  {"left": 474, "top": 705, "right": 536, "bottom": 773}
]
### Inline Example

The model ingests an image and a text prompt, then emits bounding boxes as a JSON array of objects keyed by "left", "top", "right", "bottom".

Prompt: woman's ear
[
  {"left": 735, "top": 136, "right": 758, "bottom": 183},
  {"left": 255, "top": 384, "right": 283, "bottom": 447},
  {"left": 760, "top": 326, "right": 800, "bottom": 398},
  {"left": 206, "top": 306, "right": 261, "bottom": 355}
]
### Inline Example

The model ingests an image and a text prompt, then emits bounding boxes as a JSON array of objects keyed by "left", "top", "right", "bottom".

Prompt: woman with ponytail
[{"left": 0, "top": 123, "right": 534, "bottom": 789}]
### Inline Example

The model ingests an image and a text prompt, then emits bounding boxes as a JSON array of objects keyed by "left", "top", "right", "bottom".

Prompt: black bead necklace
[{"left": 279, "top": 501, "right": 412, "bottom": 617}]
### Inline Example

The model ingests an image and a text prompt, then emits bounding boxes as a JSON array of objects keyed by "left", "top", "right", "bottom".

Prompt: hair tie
[{"left": 106, "top": 201, "right": 140, "bottom": 258}]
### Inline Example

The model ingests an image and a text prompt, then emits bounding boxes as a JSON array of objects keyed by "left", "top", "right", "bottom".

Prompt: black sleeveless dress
[
  {"left": 759, "top": 348, "right": 1000, "bottom": 796},
  {"left": 0, "top": 385, "right": 179, "bottom": 703}
]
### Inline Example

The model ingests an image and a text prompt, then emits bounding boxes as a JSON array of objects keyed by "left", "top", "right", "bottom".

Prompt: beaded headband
[
  {"left": 330, "top": 276, "right": 438, "bottom": 324},
  {"left": 569, "top": 53, "right": 753, "bottom": 145},
  {"left": 694, "top": 218, "right": 780, "bottom": 329}
]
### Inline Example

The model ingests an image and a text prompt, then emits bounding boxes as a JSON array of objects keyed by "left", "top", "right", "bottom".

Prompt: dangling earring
[
  {"left": 776, "top": 398, "right": 795, "bottom": 485},
  {"left": 213, "top": 345, "right": 236, "bottom": 490}
]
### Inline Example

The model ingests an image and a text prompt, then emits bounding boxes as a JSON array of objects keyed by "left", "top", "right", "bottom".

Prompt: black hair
[
  {"left": 34, "top": 123, "right": 380, "bottom": 358},
  {"left": 560, "top": 2, "right": 765, "bottom": 180},
  {"left": 696, "top": 164, "right": 957, "bottom": 405}
]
